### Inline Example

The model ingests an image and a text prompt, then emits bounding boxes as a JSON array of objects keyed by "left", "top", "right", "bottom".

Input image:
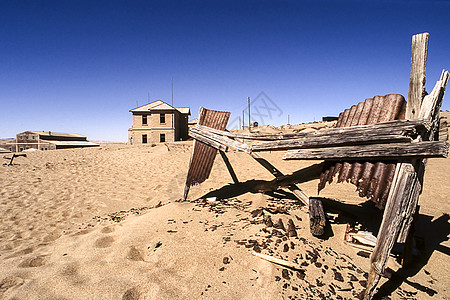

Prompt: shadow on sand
[{"left": 199, "top": 179, "right": 449, "bottom": 298}]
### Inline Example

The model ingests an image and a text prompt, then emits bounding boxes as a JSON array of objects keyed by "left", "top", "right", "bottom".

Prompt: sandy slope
[{"left": 0, "top": 130, "right": 449, "bottom": 299}]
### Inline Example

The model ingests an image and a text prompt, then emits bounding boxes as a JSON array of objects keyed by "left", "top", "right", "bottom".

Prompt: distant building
[
  {"left": 128, "top": 100, "right": 190, "bottom": 144},
  {"left": 322, "top": 116, "right": 339, "bottom": 122},
  {"left": 10, "top": 131, "right": 99, "bottom": 152}
]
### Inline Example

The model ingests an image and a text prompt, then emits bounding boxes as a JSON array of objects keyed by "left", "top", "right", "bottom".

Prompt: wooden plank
[
  {"left": 283, "top": 141, "right": 448, "bottom": 160},
  {"left": 406, "top": 32, "right": 429, "bottom": 120},
  {"left": 250, "top": 152, "right": 310, "bottom": 205},
  {"left": 252, "top": 162, "right": 324, "bottom": 198},
  {"left": 188, "top": 131, "right": 228, "bottom": 152},
  {"left": 195, "top": 120, "right": 428, "bottom": 141},
  {"left": 364, "top": 162, "right": 419, "bottom": 299},
  {"left": 252, "top": 132, "right": 412, "bottom": 152},
  {"left": 219, "top": 150, "right": 239, "bottom": 184},
  {"left": 190, "top": 127, "right": 251, "bottom": 153}
]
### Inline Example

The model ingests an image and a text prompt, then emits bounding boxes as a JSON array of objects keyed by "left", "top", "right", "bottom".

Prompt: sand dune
[{"left": 0, "top": 133, "right": 449, "bottom": 299}]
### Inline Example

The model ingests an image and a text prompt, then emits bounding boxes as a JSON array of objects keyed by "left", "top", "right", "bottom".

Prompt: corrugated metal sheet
[
  {"left": 318, "top": 94, "right": 407, "bottom": 209},
  {"left": 184, "top": 107, "right": 230, "bottom": 199}
]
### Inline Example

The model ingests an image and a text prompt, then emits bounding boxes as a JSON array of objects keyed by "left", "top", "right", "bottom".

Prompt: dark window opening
[
  {"left": 160, "top": 134, "right": 165, "bottom": 142},
  {"left": 160, "top": 113, "right": 165, "bottom": 124},
  {"left": 142, "top": 134, "right": 147, "bottom": 144},
  {"left": 142, "top": 115, "right": 147, "bottom": 125}
]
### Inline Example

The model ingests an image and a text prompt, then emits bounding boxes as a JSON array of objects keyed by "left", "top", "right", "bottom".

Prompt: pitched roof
[
  {"left": 21, "top": 131, "right": 86, "bottom": 138},
  {"left": 130, "top": 100, "right": 190, "bottom": 115},
  {"left": 45, "top": 140, "right": 99, "bottom": 147}
]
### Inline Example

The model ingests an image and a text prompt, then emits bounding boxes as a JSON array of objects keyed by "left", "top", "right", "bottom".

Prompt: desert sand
[{"left": 0, "top": 117, "right": 449, "bottom": 299}]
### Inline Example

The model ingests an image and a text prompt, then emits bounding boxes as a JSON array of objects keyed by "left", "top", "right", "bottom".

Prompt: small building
[
  {"left": 13, "top": 131, "right": 99, "bottom": 152},
  {"left": 128, "top": 100, "right": 190, "bottom": 144}
]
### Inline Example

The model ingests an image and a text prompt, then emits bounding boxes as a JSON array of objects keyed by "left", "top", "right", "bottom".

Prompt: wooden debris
[
  {"left": 252, "top": 252, "right": 301, "bottom": 270},
  {"left": 283, "top": 141, "right": 448, "bottom": 160},
  {"left": 219, "top": 150, "right": 239, "bottom": 184},
  {"left": 309, "top": 198, "right": 326, "bottom": 236},
  {"left": 251, "top": 121, "right": 419, "bottom": 151},
  {"left": 275, "top": 218, "right": 285, "bottom": 231},
  {"left": 189, "top": 126, "right": 251, "bottom": 153},
  {"left": 286, "top": 219, "right": 297, "bottom": 237},
  {"left": 3, "top": 153, "right": 27, "bottom": 166},
  {"left": 250, "top": 152, "right": 309, "bottom": 205}
]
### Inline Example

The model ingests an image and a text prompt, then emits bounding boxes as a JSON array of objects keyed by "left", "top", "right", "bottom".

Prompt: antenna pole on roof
[
  {"left": 171, "top": 77, "right": 174, "bottom": 136},
  {"left": 248, "top": 97, "right": 251, "bottom": 132},
  {"left": 148, "top": 92, "right": 150, "bottom": 104}
]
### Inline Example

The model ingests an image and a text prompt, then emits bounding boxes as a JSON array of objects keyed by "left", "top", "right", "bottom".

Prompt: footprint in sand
[
  {"left": 100, "top": 226, "right": 115, "bottom": 234},
  {"left": 18, "top": 255, "right": 47, "bottom": 268},
  {"left": 126, "top": 246, "right": 144, "bottom": 261},
  {"left": 122, "top": 287, "right": 140, "bottom": 300},
  {"left": 60, "top": 262, "right": 86, "bottom": 285},
  {"left": 94, "top": 236, "right": 114, "bottom": 248},
  {"left": 0, "top": 276, "right": 25, "bottom": 295}
]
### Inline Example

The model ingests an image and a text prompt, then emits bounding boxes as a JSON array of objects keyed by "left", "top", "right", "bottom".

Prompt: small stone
[
  {"left": 276, "top": 219, "right": 285, "bottom": 231},
  {"left": 219, "top": 267, "right": 225, "bottom": 271},
  {"left": 253, "top": 245, "right": 261, "bottom": 253},
  {"left": 264, "top": 215, "right": 273, "bottom": 227},
  {"left": 334, "top": 271, "right": 344, "bottom": 282},
  {"left": 283, "top": 244, "right": 289, "bottom": 252},
  {"left": 282, "top": 269, "right": 290, "bottom": 280},
  {"left": 223, "top": 257, "right": 230, "bottom": 264},
  {"left": 296, "top": 271, "right": 305, "bottom": 280}
]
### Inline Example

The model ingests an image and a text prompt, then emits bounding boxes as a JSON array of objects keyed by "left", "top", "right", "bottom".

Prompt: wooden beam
[
  {"left": 283, "top": 141, "right": 448, "bottom": 160},
  {"left": 190, "top": 127, "right": 251, "bottom": 153},
  {"left": 188, "top": 131, "right": 228, "bottom": 152},
  {"left": 219, "top": 150, "right": 239, "bottom": 184},
  {"left": 252, "top": 162, "right": 324, "bottom": 201},
  {"left": 252, "top": 132, "right": 412, "bottom": 152},
  {"left": 406, "top": 32, "right": 429, "bottom": 120},
  {"left": 250, "top": 152, "right": 310, "bottom": 205},
  {"left": 364, "top": 162, "right": 420, "bottom": 299},
  {"left": 194, "top": 120, "right": 429, "bottom": 141}
]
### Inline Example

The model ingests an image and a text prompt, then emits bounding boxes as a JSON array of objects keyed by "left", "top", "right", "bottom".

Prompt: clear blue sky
[{"left": 1, "top": 0, "right": 449, "bottom": 141}]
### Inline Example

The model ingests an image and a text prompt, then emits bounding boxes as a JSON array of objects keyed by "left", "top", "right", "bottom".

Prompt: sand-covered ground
[{"left": 0, "top": 119, "right": 449, "bottom": 299}]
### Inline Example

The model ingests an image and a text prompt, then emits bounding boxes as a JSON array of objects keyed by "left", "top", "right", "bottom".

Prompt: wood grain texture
[
  {"left": 406, "top": 32, "right": 429, "bottom": 120},
  {"left": 283, "top": 141, "right": 448, "bottom": 160}
]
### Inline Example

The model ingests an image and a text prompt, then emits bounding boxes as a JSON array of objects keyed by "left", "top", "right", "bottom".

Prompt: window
[
  {"left": 160, "top": 113, "right": 165, "bottom": 124},
  {"left": 142, "top": 134, "right": 147, "bottom": 144},
  {"left": 142, "top": 115, "right": 147, "bottom": 125},
  {"left": 160, "top": 134, "right": 165, "bottom": 142}
]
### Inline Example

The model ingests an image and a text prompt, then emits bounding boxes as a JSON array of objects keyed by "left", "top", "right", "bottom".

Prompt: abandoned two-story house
[{"left": 128, "top": 100, "right": 190, "bottom": 144}]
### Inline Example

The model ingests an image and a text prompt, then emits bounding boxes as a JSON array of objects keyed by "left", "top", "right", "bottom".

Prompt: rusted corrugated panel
[
  {"left": 318, "top": 94, "right": 406, "bottom": 209},
  {"left": 184, "top": 107, "right": 230, "bottom": 198}
]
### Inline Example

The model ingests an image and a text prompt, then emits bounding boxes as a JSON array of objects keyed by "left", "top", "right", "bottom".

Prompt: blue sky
[{"left": 1, "top": 0, "right": 449, "bottom": 141}]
